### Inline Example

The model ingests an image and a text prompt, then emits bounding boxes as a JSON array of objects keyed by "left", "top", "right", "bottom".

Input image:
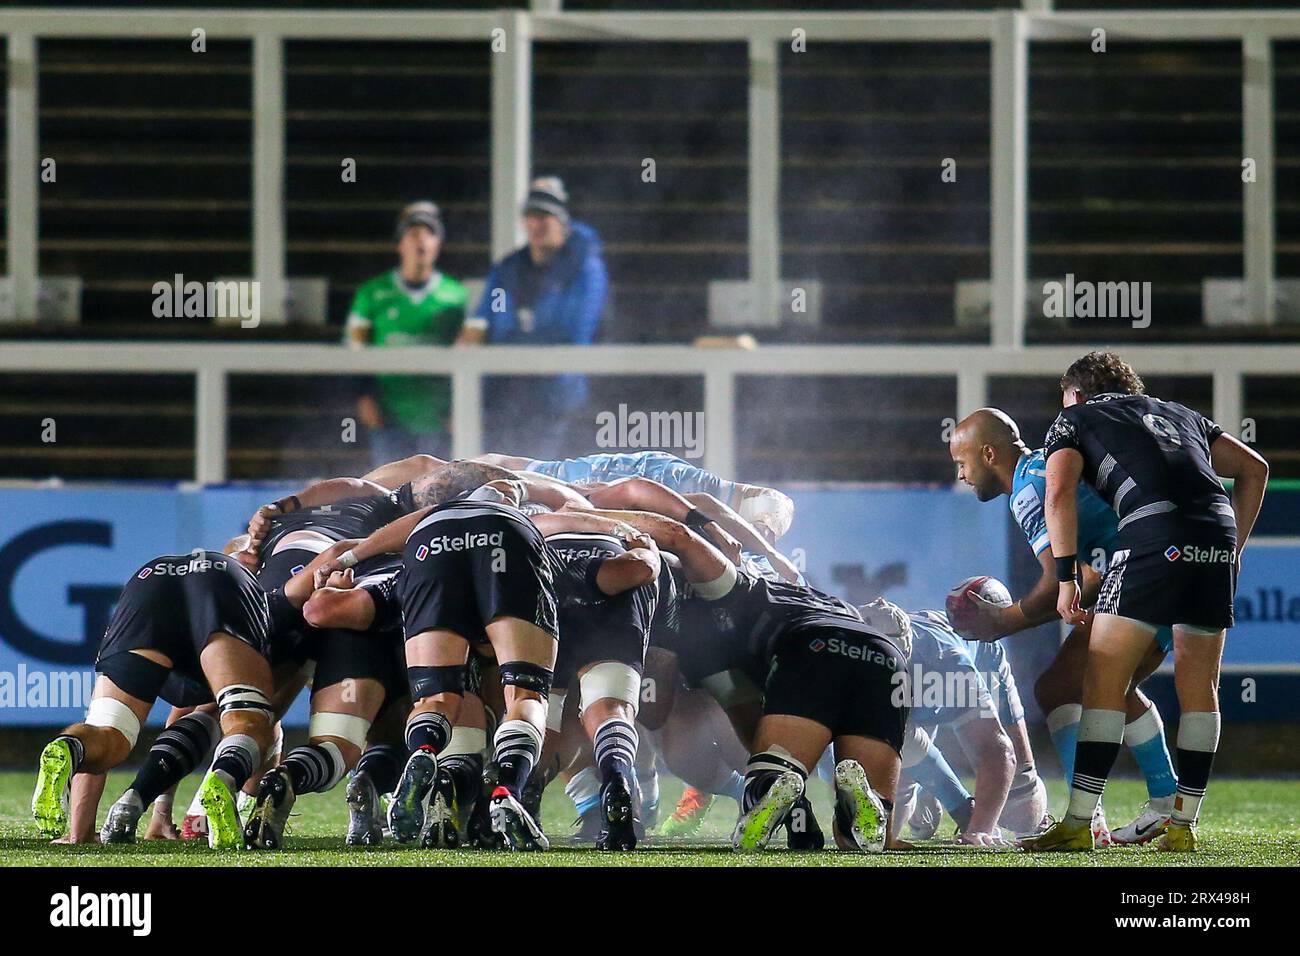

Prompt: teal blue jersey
[{"left": 1010, "top": 449, "right": 1120, "bottom": 564}]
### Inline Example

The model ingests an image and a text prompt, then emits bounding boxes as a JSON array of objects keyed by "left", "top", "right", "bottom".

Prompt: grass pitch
[{"left": 1, "top": 771, "right": 1296, "bottom": 867}]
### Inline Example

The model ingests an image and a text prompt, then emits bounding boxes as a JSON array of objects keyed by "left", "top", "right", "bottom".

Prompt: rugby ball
[{"left": 945, "top": 575, "right": 1013, "bottom": 636}]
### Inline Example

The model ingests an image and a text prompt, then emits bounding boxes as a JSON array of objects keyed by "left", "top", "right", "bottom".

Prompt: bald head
[
  {"left": 954, "top": 407, "right": 1024, "bottom": 453},
  {"left": 949, "top": 407, "right": 1026, "bottom": 501}
]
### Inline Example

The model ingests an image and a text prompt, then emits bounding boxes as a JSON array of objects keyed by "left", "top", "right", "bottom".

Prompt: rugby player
[
  {"left": 30, "top": 546, "right": 338, "bottom": 849},
  {"left": 573, "top": 504, "right": 910, "bottom": 853},
  {"left": 312, "top": 461, "right": 566, "bottom": 850},
  {"left": 299, "top": 568, "right": 493, "bottom": 847},
  {"left": 903, "top": 609, "right": 1037, "bottom": 845},
  {"left": 476, "top": 449, "right": 795, "bottom": 544},
  {"left": 1023, "top": 352, "right": 1268, "bottom": 852},
  {"left": 525, "top": 510, "right": 663, "bottom": 849},
  {"left": 950, "top": 407, "right": 1178, "bottom": 843}
]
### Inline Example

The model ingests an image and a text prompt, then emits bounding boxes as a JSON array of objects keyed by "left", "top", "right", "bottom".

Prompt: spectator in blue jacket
[{"left": 459, "top": 176, "right": 609, "bottom": 453}]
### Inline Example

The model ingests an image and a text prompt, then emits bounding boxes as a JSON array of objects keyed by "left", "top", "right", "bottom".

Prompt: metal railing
[
  {"left": 1, "top": 340, "right": 1293, "bottom": 482},
  {"left": 0, "top": 6, "right": 1296, "bottom": 481}
]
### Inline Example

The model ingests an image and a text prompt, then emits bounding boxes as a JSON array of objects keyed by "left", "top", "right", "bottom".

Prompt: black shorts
[
  {"left": 257, "top": 545, "right": 319, "bottom": 666},
  {"left": 96, "top": 552, "right": 271, "bottom": 692},
  {"left": 553, "top": 582, "right": 656, "bottom": 690},
  {"left": 399, "top": 506, "right": 558, "bottom": 645},
  {"left": 762, "top": 625, "right": 910, "bottom": 754},
  {"left": 1096, "top": 530, "right": 1237, "bottom": 631},
  {"left": 312, "top": 628, "right": 406, "bottom": 702}
]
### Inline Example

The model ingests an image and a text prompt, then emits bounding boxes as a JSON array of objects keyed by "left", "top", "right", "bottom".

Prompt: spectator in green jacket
[{"left": 344, "top": 202, "right": 467, "bottom": 466}]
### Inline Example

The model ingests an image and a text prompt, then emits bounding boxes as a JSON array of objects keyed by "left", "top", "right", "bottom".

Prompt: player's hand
[
  {"left": 325, "top": 568, "right": 356, "bottom": 590},
  {"left": 955, "top": 829, "right": 1010, "bottom": 848},
  {"left": 619, "top": 527, "right": 658, "bottom": 554},
  {"left": 313, "top": 558, "right": 346, "bottom": 590},
  {"left": 964, "top": 591, "right": 1007, "bottom": 640},
  {"left": 246, "top": 502, "right": 283, "bottom": 550},
  {"left": 1057, "top": 580, "right": 1085, "bottom": 626}
]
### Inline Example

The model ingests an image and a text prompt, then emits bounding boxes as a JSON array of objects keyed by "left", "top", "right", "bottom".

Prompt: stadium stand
[{"left": 3, "top": 1, "right": 1300, "bottom": 482}]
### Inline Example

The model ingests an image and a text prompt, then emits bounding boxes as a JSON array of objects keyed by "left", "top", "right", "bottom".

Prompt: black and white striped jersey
[{"left": 1043, "top": 392, "right": 1235, "bottom": 547}]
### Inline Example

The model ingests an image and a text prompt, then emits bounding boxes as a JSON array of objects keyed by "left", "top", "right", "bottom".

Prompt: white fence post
[
  {"left": 990, "top": 11, "right": 1029, "bottom": 349},
  {"left": 704, "top": 368, "right": 737, "bottom": 480},
  {"left": 253, "top": 34, "right": 286, "bottom": 322},
  {"left": 195, "top": 367, "right": 229, "bottom": 484},
  {"left": 452, "top": 368, "right": 485, "bottom": 460},
  {"left": 1213, "top": 368, "right": 1245, "bottom": 438},
  {"left": 749, "top": 35, "right": 781, "bottom": 325},
  {"left": 1243, "top": 32, "right": 1275, "bottom": 325},
  {"left": 491, "top": 11, "right": 532, "bottom": 262},
  {"left": 5, "top": 32, "right": 39, "bottom": 322}
]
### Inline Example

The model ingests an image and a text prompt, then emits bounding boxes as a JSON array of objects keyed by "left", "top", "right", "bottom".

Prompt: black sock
[
  {"left": 56, "top": 734, "right": 85, "bottom": 774},
  {"left": 741, "top": 750, "right": 807, "bottom": 814},
  {"left": 356, "top": 744, "right": 404, "bottom": 794},
  {"left": 592, "top": 718, "right": 637, "bottom": 784},
  {"left": 211, "top": 734, "right": 260, "bottom": 793},
  {"left": 440, "top": 751, "right": 484, "bottom": 804},
  {"left": 283, "top": 743, "right": 346, "bottom": 794},
  {"left": 405, "top": 712, "right": 452, "bottom": 755},
  {"left": 128, "top": 712, "right": 218, "bottom": 805}
]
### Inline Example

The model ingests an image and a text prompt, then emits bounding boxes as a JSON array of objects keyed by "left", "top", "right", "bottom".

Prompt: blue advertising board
[{"left": 0, "top": 484, "right": 1295, "bottom": 727}]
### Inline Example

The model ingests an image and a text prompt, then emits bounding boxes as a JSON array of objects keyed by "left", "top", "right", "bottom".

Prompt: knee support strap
[
  {"left": 579, "top": 661, "right": 641, "bottom": 715},
  {"left": 216, "top": 684, "right": 275, "bottom": 722},
  {"left": 85, "top": 697, "right": 142, "bottom": 750},
  {"left": 498, "top": 660, "right": 553, "bottom": 698},
  {"left": 309, "top": 711, "right": 371, "bottom": 751},
  {"left": 407, "top": 664, "right": 466, "bottom": 701}
]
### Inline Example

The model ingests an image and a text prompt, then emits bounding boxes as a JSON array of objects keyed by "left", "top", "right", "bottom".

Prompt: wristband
[
  {"left": 275, "top": 494, "right": 301, "bottom": 514},
  {"left": 683, "top": 508, "right": 714, "bottom": 530},
  {"left": 338, "top": 550, "right": 359, "bottom": 569},
  {"left": 1054, "top": 554, "right": 1078, "bottom": 583}
]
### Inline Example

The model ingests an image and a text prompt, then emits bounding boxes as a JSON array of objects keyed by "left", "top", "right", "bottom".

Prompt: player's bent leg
[
  {"left": 831, "top": 736, "right": 901, "bottom": 853},
  {"left": 35, "top": 666, "right": 157, "bottom": 840},
  {"left": 1023, "top": 615, "right": 1153, "bottom": 853},
  {"left": 391, "top": 629, "right": 469, "bottom": 844},
  {"left": 1034, "top": 621, "right": 1090, "bottom": 788},
  {"left": 197, "top": 634, "right": 276, "bottom": 850},
  {"left": 1160, "top": 624, "right": 1227, "bottom": 852},
  {"left": 577, "top": 660, "right": 642, "bottom": 851},
  {"left": 247, "top": 678, "right": 382, "bottom": 849},
  {"left": 484, "top": 617, "right": 556, "bottom": 851},
  {"left": 104, "top": 707, "right": 220, "bottom": 844},
  {"left": 733, "top": 715, "right": 829, "bottom": 852}
]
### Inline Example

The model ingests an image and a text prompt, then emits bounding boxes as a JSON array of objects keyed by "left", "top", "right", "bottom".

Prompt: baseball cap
[
  {"left": 395, "top": 201, "right": 445, "bottom": 241},
  {"left": 522, "top": 176, "right": 570, "bottom": 224}
]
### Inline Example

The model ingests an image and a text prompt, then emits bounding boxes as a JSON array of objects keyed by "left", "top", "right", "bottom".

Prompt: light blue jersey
[
  {"left": 1010, "top": 450, "right": 1171, "bottom": 653},
  {"left": 1010, "top": 449, "right": 1119, "bottom": 562},
  {"left": 526, "top": 452, "right": 808, "bottom": 584},
  {"left": 525, "top": 451, "right": 737, "bottom": 503}
]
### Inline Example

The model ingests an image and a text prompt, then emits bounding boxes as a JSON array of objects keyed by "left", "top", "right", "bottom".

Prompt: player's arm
[
  {"left": 311, "top": 508, "right": 433, "bottom": 587},
  {"left": 246, "top": 476, "right": 390, "bottom": 553},
  {"left": 952, "top": 712, "right": 1016, "bottom": 843},
  {"left": 1209, "top": 433, "right": 1269, "bottom": 554},
  {"left": 578, "top": 508, "right": 734, "bottom": 591},
  {"left": 580, "top": 477, "right": 743, "bottom": 563},
  {"left": 513, "top": 470, "right": 594, "bottom": 512},
  {"left": 362, "top": 454, "right": 446, "bottom": 488},
  {"left": 302, "top": 570, "right": 378, "bottom": 631},
  {"left": 1044, "top": 448, "right": 1086, "bottom": 626},
  {"left": 531, "top": 511, "right": 662, "bottom": 594},
  {"left": 682, "top": 491, "right": 801, "bottom": 582},
  {"left": 281, "top": 540, "right": 362, "bottom": 608}
]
